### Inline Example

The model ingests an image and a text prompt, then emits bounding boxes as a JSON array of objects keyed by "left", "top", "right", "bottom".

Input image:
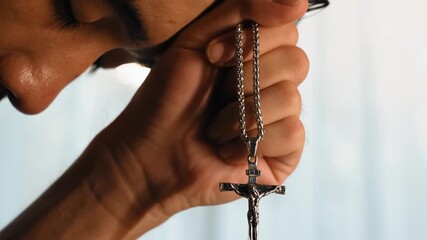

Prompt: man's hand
[
  {"left": 0, "top": 1, "right": 309, "bottom": 239},
  {"left": 99, "top": 0, "right": 309, "bottom": 237}
]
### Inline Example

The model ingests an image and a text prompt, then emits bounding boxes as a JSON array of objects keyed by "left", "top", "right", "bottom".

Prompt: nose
[
  {"left": 0, "top": 30, "right": 117, "bottom": 114},
  {"left": 0, "top": 52, "right": 81, "bottom": 114},
  {"left": 0, "top": 53, "right": 52, "bottom": 114},
  {"left": 0, "top": 0, "right": 126, "bottom": 114}
]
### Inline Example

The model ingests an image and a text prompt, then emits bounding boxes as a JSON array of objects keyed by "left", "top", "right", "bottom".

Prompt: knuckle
[
  {"left": 271, "top": 81, "right": 302, "bottom": 112},
  {"left": 286, "top": 24, "right": 299, "bottom": 45},
  {"left": 283, "top": 116, "right": 305, "bottom": 147},
  {"left": 291, "top": 47, "right": 310, "bottom": 82},
  {"left": 242, "top": 0, "right": 309, "bottom": 26},
  {"left": 281, "top": 46, "right": 309, "bottom": 84}
]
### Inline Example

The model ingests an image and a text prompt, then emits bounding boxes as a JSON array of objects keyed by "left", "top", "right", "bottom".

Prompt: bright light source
[{"left": 115, "top": 63, "right": 150, "bottom": 88}]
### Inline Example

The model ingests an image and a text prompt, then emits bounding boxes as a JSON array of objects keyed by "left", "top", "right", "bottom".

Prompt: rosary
[
  {"left": 219, "top": 22, "right": 286, "bottom": 240},
  {"left": 218, "top": 2, "right": 330, "bottom": 238}
]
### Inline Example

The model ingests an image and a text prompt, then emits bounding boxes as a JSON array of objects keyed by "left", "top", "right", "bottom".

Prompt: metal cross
[
  {"left": 219, "top": 139, "right": 285, "bottom": 240},
  {"left": 219, "top": 22, "right": 286, "bottom": 240}
]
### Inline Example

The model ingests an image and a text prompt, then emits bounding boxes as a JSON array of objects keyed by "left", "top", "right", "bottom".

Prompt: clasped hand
[{"left": 89, "top": 0, "right": 309, "bottom": 236}]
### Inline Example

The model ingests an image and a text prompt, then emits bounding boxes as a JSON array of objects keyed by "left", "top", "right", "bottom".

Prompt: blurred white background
[{"left": 1, "top": 1, "right": 427, "bottom": 239}]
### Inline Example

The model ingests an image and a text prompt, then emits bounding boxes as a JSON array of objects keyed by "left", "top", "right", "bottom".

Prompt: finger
[
  {"left": 240, "top": 46, "right": 309, "bottom": 92},
  {"left": 225, "top": 46, "right": 309, "bottom": 99},
  {"left": 217, "top": 146, "right": 303, "bottom": 186},
  {"left": 208, "top": 81, "right": 301, "bottom": 144},
  {"left": 258, "top": 150, "right": 303, "bottom": 185},
  {"left": 217, "top": 116, "right": 305, "bottom": 162},
  {"left": 206, "top": 23, "right": 299, "bottom": 65},
  {"left": 174, "top": 0, "right": 308, "bottom": 50}
]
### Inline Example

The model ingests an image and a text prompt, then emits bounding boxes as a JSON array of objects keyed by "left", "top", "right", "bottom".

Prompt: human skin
[
  {"left": 0, "top": 0, "right": 309, "bottom": 239},
  {"left": 0, "top": 0, "right": 217, "bottom": 114}
]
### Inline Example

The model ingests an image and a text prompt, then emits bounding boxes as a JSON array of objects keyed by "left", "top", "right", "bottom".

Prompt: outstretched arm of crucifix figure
[
  {"left": 219, "top": 183, "right": 285, "bottom": 198},
  {"left": 259, "top": 185, "right": 285, "bottom": 198},
  {"left": 219, "top": 182, "right": 285, "bottom": 240},
  {"left": 229, "top": 183, "right": 249, "bottom": 198}
]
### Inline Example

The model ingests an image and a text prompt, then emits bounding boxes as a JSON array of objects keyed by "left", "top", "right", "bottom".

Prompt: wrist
[{"left": 88, "top": 124, "right": 181, "bottom": 238}]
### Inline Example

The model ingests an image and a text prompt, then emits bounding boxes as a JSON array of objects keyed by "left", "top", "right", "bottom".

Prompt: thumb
[{"left": 174, "top": 0, "right": 308, "bottom": 50}]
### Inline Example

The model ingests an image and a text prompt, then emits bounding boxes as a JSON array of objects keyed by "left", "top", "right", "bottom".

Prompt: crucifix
[{"left": 219, "top": 23, "right": 286, "bottom": 240}]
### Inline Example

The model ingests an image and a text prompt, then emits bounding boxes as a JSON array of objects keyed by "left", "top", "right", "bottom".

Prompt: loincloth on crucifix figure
[{"left": 220, "top": 182, "right": 285, "bottom": 240}]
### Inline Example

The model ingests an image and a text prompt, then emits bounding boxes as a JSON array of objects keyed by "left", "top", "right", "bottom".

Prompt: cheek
[{"left": 137, "top": 0, "right": 214, "bottom": 45}]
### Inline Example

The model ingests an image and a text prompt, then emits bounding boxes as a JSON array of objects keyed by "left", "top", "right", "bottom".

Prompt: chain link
[{"left": 236, "top": 23, "right": 265, "bottom": 144}]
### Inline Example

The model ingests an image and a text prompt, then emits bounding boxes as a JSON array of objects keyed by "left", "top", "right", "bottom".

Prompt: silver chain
[{"left": 236, "top": 23, "right": 265, "bottom": 145}]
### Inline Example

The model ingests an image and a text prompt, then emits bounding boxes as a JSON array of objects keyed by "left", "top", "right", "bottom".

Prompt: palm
[
  {"left": 178, "top": 136, "right": 281, "bottom": 207},
  {"left": 125, "top": 46, "right": 285, "bottom": 209}
]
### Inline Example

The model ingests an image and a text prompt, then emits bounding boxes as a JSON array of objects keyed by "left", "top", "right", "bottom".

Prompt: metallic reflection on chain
[
  {"left": 219, "top": 23, "right": 285, "bottom": 240},
  {"left": 219, "top": 2, "right": 330, "bottom": 239}
]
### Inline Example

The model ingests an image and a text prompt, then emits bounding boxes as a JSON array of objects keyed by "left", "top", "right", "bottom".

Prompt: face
[{"left": 0, "top": 0, "right": 215, "bottom": 114}]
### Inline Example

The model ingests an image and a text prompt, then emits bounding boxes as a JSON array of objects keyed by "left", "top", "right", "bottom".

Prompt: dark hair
[
  {"left": 308, "top": 0, "right": 330, "bottom": 12},
  {"left": 0, "top": 87, "right": 6, "bottom": 102}
]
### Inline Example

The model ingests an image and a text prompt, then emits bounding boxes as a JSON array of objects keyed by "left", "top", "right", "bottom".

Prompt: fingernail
[
  {"left": 272, "top": 0, "right": 302, "bottom": 6},
  {"left": 206, "top": 40, "right": 235, "bottom": 65}
]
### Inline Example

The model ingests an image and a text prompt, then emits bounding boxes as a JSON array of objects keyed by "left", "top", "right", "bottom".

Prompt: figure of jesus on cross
[{"left": 220, "top": 150, "right": 285, "bottom": 240}]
